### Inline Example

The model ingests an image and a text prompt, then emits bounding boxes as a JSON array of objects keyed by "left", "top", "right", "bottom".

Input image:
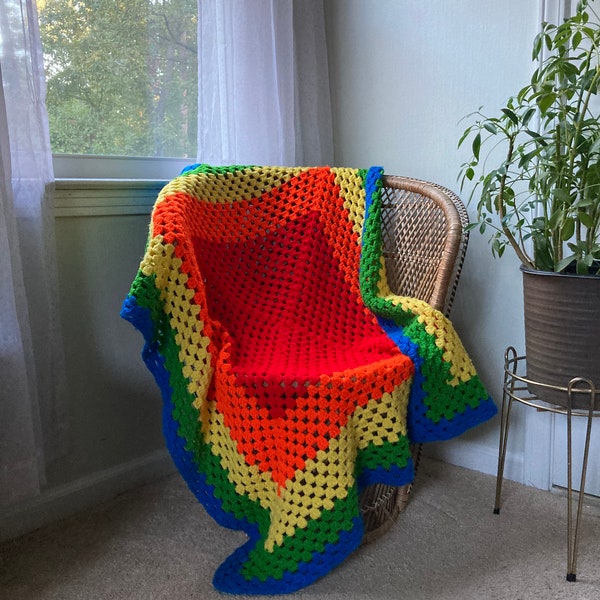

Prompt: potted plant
[{"left": 458, "top": 0, "right": 600, "bottom": 407}]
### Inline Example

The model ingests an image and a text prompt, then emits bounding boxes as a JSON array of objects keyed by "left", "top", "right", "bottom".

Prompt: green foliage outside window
[{"left": 38, "top": 0, "right": 198, "bottom": 158}]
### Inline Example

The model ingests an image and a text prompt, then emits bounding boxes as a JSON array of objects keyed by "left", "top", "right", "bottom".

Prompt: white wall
[
  {"left": 50, "top": 183, "right": 164, "bottom": 487},
  {"left": 325, "top": 0, "right": 542, "bottom": 480},
  {"left": 0, "top": 182, "right": 175, "bottom": 541}
]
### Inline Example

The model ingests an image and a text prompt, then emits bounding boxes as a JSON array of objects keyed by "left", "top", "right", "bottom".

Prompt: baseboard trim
[
  {"left": 0, "top": 448, "right": 175, "bottom": 543},
  {"left": 423, "top": 439, "right": 524, "bottom": 485},
  {"left": 0, "top": 442, "right": 524, "bottom": 543}
]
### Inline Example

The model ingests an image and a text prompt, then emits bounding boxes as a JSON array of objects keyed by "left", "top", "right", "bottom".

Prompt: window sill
[{"left": 52, "top": 154, "right": 192, "bottom": 180}]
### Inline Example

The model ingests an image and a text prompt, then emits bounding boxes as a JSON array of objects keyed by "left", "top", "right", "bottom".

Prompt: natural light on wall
[{"left": 36, "top": 0, "right": 198, "bottom": 161}]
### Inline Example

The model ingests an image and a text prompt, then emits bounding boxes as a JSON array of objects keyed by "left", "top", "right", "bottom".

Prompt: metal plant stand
[{"left": 494, "top": 346, "right": 597, "bottom": 583}]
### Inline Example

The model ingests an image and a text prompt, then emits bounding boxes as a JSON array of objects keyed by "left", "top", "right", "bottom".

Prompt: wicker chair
[{"left": 359, "top": 175, "right": 470, "bottom": 544}]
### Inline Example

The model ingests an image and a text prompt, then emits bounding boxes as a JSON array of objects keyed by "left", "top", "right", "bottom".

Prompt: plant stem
[
  {"left": 565, "top": 47, "right": 600, "bottom": 261},
  {"left": 497, "top": 136, "right": 535, "bottom": 267}
]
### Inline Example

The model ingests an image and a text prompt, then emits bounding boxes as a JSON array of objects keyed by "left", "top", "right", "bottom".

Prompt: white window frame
[
  {"left": 53, "top": 154, "right": 195, "bottom": 181},
  {"left": 522, "top": 0, "right": 572, "bottom": 491}
]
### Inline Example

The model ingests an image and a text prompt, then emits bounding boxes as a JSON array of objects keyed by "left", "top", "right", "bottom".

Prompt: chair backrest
[
  {"left": 379, "top": 175, "right": 469, "bottom": 316},
  {"left": 359, "top": 176, "right": 470, "bottom": 547}
]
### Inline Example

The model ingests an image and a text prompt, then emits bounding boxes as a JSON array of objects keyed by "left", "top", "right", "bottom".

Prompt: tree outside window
[{"left": 37, "top": 0, "right": 198, "bottom": 158}]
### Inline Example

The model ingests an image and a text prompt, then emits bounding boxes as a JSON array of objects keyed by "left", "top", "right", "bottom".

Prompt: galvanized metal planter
[{"left": 522, "top": 265, "right": 600, "bottom": 409}]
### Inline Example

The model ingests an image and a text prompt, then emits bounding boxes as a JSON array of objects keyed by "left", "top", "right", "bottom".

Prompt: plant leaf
[
  {"left": 578, "top": 210, "right": 594, "bottom": 227},
  {"left": 483, "top": 122, "right": 498, "bottom": 134},
  {"left": 472, "top": 132, "right": 482, "bottom": 160},
  {"left": 537, "top": 93, "right": 557, "bottom": 114},
  {"left": 556, "top": 255, "right": 576, "bottom": 272},
  {"left": 552, "top": 188, "right": 571, "bottom": 204},
  {"left": 522, "top": 107, "right": 536, "bottom": 126},
  {"left": 457, "top": 127, "right": 472, "bottom": 148},
  {"left": 561, "top": 216, "right": 575, "bottom": 240},
  {"left": 501, "top": 107, "right": 519, "bottom": 125}
]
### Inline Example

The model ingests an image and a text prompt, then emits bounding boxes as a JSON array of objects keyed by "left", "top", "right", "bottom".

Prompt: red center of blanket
[{"left": 194, "top": 209, "right": 400, "bottom": 418}]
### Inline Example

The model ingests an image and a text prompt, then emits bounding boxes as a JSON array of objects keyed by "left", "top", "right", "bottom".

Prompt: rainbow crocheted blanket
[{"left": 121, "top": 164, "right": 496, "bottom": 594}]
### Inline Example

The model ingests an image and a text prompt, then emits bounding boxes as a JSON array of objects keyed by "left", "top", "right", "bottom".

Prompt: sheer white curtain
[
  {"left": 0, "top": 0, "right": 67, "bottom": 508},
  {"left": 0, "top": 0, "right": 332, "bottom": 510},
  {"left": 197, "top": 0, "right": 334, "bottom": 166}
]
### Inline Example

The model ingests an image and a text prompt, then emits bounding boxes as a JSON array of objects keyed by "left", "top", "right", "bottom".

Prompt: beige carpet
[{"left": 1, "top": 458, "right": 600, "bottom": 600}]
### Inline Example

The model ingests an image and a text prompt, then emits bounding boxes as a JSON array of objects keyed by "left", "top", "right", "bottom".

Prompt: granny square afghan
[{"left": 121, "top": 164, "right": 497, "bottom": 594}]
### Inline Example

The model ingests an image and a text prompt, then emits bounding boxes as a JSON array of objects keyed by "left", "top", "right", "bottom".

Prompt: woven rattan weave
[{"left": 359, "top": 175, "right": 470, "bottom": 544}]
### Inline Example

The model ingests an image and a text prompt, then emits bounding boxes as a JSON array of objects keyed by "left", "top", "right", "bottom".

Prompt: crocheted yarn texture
[{"left": 121, "top": 164, "right": 497, "bottom": 594}]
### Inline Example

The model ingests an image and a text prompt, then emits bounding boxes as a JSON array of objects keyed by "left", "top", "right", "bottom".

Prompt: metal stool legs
[
  {"left": 566, "top": 378, "right": 596, "bottom": 582},
  {"left": 494, "top": 346, "right": 597, "bottom": 583},
  {"left": 494, "top": 347, "right": 517, "bottom": 515}
]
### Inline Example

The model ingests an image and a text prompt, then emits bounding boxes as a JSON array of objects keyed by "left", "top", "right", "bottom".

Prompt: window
[{"left": 37, "top": 0, "right": 198, "bottom": 178}]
